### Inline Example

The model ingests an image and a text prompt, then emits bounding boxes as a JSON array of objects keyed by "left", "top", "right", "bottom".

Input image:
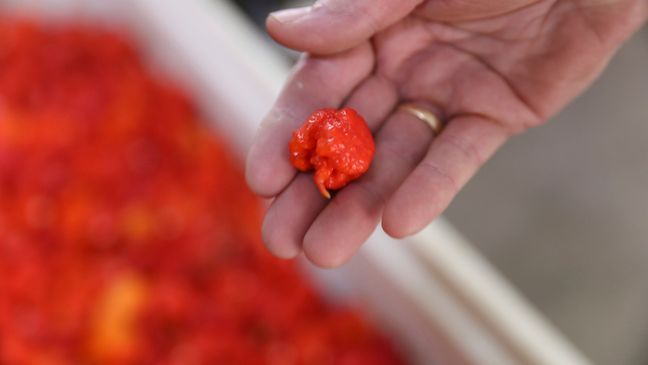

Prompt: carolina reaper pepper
[{"left": 289, "top": 108, "right": 375, "bottom": 198}]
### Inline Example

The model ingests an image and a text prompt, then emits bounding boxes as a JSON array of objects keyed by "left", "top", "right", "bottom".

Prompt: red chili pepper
[{"left": 289, "top": 108, "right": 375, "bottom": 198}]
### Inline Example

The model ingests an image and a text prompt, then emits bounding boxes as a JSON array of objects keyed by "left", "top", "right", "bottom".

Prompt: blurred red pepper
[{"left": 0, "top": 19, "right": 405, "bottom": 365}]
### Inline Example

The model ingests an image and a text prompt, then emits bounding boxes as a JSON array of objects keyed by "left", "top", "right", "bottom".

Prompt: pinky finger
[{"left": 382, "top": 115, "right": 511, "bottom": 238}]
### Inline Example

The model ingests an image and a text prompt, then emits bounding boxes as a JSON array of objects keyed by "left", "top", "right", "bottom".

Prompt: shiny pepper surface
[{"left": 289, "top": 108, "right": 375, "bottom": 198}]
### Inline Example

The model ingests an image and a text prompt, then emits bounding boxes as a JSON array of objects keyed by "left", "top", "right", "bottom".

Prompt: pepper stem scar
[{"left": 314, "top": 166, "right": 333, "bottom": 199}]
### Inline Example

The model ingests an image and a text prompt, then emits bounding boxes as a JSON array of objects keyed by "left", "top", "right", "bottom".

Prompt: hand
[{"left": 246, "top": 0, "right": 647, "bottom": 267}]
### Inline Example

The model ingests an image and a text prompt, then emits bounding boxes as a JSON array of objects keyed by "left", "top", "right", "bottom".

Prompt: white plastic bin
[{"left": 0, "top": 1, "right": 592, "bottom": 364}]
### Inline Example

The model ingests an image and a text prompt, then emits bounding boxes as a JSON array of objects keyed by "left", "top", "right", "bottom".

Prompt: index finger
[{"left": 246, "top": 42, "right": 374, "bottom": 197}]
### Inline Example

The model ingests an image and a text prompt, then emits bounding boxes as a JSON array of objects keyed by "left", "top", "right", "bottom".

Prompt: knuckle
[
  {"left": 439, "top": 132, "right": 485, "bottom": 166},
  {"left": 419, "top": 159, "right": 460, "bottom": 195}
]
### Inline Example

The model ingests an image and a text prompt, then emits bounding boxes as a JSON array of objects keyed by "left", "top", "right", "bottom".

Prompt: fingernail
[{"left": 269, "top": 7, "right": 311, "bottom": 24}]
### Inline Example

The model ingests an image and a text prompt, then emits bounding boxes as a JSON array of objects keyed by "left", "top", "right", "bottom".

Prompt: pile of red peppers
[{"left": 0, "top": 19, "right": 406, "bottom": 365}]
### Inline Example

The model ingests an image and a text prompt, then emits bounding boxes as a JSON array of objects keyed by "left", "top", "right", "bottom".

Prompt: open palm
[{"left": 246, "top": 0, "right": 646, "bottom": 267}]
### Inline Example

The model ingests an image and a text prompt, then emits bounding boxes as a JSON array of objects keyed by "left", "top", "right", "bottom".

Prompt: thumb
[{"left": 267, "top": 0, "right": 423, "bottom": 55}]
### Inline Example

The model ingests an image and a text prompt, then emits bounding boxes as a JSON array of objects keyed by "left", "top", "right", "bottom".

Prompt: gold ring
[{"left": 398, "top": 103, "right": 443, "bottom": 135}]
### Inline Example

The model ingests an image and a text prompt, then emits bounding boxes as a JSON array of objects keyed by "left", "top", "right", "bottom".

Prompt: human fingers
[
  {"left": 262, "top": 174, "right": 326, "bottom": 259},
  {"left": 260, "top": 75, "right": 397, "bottom": 260},
  {"left": 382, "top": 115, "right": 510, "bottom": 238},
  {"left": 246, "top": 43, "right": 373, "bottom": 197},
  {"left": 267, "top": 0, "right": 423, "bottom": 55},
  {"left": 302, "top": 104, "right": 436, "bottom": 268}
]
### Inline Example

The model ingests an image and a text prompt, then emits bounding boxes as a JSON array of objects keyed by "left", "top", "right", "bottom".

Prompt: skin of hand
[{"left": 246, "top": 0, "right": 648, "bottom": 268}]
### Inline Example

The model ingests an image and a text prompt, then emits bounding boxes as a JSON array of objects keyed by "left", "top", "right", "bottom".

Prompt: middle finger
[
  {"left": 261, "top": 74, "right": 398, "bottom": 259},
  {"left": 302, "top": 102, "right": 439, "bottom": 267}
]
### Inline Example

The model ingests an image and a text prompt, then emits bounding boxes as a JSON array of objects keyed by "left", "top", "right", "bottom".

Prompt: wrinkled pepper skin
[{"left": 289, "top": 108, "right": 375, "bottom": 198}]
